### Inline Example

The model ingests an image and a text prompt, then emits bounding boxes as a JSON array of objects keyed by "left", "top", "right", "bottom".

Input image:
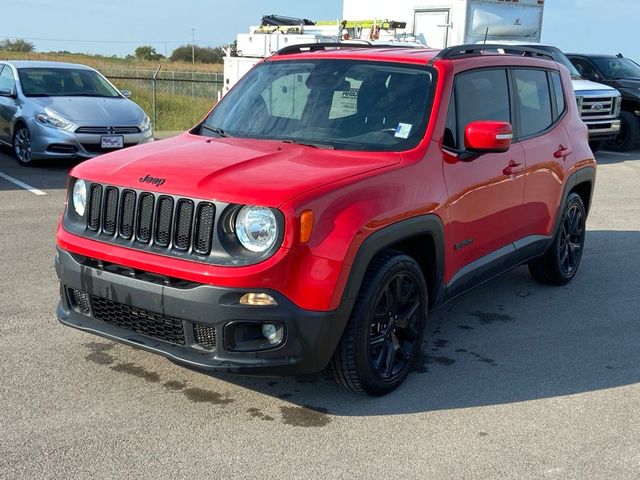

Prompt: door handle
[
  {"left": 503, "top": 160, "right": 525, "bottom": 176},
  {"left": 554, "top": 145, "right": 573, "bottom": 158}
]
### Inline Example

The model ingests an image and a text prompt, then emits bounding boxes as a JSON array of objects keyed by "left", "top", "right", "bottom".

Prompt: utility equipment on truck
[{"left": 343, "top": 0, "right": 545, "bottom": 48}]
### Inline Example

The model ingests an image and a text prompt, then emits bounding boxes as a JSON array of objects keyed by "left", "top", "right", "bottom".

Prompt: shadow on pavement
[
  {"left": 0, "top": 147, "right": 81, "bottom": 192},
  {"left": 595, "top": 147, "right": 640, "bottom": 165},
  {"left": 197, "top": 230, "right": 640, "bottom": 416}
]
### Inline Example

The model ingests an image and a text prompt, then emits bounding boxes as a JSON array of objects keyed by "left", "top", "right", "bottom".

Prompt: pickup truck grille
[
  {"left": 579, "top": 96, "right": 616, "bottom": 119},
  {"left": 85, "top": 183, "right": 216, "bottom": 258}
]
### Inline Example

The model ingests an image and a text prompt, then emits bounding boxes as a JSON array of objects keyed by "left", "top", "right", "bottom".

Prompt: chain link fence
[{"left": 100, "top": 67, "right": 224, "bottom": 132}]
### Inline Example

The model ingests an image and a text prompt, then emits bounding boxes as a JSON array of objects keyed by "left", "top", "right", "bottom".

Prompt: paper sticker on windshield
[{"left": 395, "top": 123, "right": 412, "bottom": 139}]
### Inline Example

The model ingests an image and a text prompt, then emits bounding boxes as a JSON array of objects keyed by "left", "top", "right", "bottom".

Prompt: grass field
[
  {"left": 0, "top": 50, "right": 223, "bottom": 73},
  {"left": 112, "top": 79, "right": 217, "bottom": 131}
]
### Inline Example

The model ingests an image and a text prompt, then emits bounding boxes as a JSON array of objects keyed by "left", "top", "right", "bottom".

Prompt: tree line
[{"left": 0, "top": 38, "right": 227, "bottom": 64}]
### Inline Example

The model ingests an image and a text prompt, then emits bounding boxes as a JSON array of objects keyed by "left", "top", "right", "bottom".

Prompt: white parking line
[{"left": 0, "top": 170, "right": 46, "bottom": 196}]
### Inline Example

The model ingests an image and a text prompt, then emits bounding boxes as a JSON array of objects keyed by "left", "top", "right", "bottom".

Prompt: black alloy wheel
[
  {"left": 557, "top": 201, "right": 586, "bottom": 277},
  {"left": 529, "top": 193, "right": 587, "bottom": 285},
  {"left": 368, "top": 272, "right": 422, "bottom": 381},
  {"left": 330, "top": 251, "right": 428, "bottom": 396}
]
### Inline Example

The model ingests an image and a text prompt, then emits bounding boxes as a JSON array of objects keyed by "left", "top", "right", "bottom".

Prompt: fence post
[{"left": 152, "top": 64, "right": 162, "bottom": 131}]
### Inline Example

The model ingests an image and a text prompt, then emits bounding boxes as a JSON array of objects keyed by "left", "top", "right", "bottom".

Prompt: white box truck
[{"left": 343, "top": 0, "right": 544, "bottom": 48}]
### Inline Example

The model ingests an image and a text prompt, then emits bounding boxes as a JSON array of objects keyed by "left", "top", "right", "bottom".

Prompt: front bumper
[
  {"left": 29, "top": 120, "right": 153, "bottom": 160},
  {"left": 585, "top": 119, "right": 621, "bottom": 139},
  {"left": 55, "top": 248, "right": 346, "bottom": 375}
]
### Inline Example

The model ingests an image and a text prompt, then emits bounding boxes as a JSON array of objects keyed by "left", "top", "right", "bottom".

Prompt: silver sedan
[{"left": 0, "top": 60, "right": 153, "bottom": 165}]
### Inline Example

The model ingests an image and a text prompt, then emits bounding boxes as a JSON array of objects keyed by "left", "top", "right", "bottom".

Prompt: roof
[
  {"left": 0, "top": 60, "right": 95, "bottom": 70},
  {"left": 267, "top": 43, "right": 559, "bottom": 68},
  {"left": 269, "top": 46, "right": 442, "bottom": 66},
  {"left": 565, "top": 53, "right": 621, "bottom": 59}
]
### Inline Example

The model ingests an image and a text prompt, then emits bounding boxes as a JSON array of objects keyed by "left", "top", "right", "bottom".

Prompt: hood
[
  {"left": 616, "top": 78, "right": 640, "bottom": 88},
  {"left": 29, "top": 96, "right": 145, "bottom": 125},
  {"left": 71, "top": 133, "right": 401, "bottom": 206},
  {"left": 571, "top": 78, "right": 618, "bottom": 94}
]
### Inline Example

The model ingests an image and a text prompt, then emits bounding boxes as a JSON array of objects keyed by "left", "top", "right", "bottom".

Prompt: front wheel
[
  {"left": 605, "top": 111, "right": 640, "bottom": 152},
  {"left": 329, "top": 251, "right": 428, "bottom": 396},
  {"left": 528, "top": 193, "right": 587, "bottom": 285},
  {"left": 13, "top": 125, "right": 34, "bottom": 166}
]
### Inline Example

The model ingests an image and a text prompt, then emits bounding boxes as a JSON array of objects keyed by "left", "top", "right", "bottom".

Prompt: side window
[
  {"left": 572, "top": 58, "right": 597, "bottom": 78},
  {"left": 0, "top": 66, "right": 16, "bottom": 92},
  {"left": 454, "top": 69, "right": 510, "bottom": 149},
  {"left": 443, "top": 92, "right": 457, "bottom": 150},
  {"left": 513, "top": 69, "right": 553, "bottom": 138},
  {"left": 550, "top": 71, "right": 565, "bottom": 120}
]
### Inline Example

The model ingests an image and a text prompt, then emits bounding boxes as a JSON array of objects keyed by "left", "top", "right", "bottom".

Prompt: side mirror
[
  {"left": 120, "top": 89, "right": 132, "bottom": 98},
  {"left": 464, "top": 121, "right": 513, "bottom": 154},
  {"left": 0, "top": 88, "right": 16, "bottom": 98}
]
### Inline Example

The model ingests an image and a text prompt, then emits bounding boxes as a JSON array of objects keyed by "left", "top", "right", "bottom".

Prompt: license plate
[{"left": 101, "top": 135, "right": 124, "bottom": 149}]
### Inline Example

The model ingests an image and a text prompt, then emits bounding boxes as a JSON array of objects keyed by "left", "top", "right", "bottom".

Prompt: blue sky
[{"left": 2, "top": 0, "right": 638, "bottom": 60}]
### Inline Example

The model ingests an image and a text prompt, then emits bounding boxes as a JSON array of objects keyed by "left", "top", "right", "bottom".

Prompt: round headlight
[
  {"left": 72, "top": 179, "right": 87, "bottom": 216},
  {"left": 235, "top": 206, "right": 278, "bottom": 253}
]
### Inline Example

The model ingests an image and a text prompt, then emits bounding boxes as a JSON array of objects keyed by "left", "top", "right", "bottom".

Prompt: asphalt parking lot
[{"left": 0, "top": 145, "right": 639, "bottom": 479}]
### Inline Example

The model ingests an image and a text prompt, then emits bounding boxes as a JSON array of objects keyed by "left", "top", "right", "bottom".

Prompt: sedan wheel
[{"left": 13, "top": 126, "right": 33, "bottom": 166}]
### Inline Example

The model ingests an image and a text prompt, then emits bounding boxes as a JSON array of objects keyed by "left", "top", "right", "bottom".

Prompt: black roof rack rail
[
  {"left": 273, "top": 42, "right": 423, "bottom": 56},
  {"left": 428, "top": 44, "right": 555, "bottom": 65}
]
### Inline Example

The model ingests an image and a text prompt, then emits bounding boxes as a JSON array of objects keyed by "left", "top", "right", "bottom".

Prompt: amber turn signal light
[{"left": 300, "top": 210, "right": 314, "bottom": 244}]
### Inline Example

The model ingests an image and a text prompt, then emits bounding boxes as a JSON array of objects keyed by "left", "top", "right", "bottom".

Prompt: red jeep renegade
[{"left": 56, "top": 44, "right": 596, "bottom": 396}]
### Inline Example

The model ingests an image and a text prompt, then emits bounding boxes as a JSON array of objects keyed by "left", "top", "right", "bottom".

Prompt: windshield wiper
[
  {"left": 201, "top": 124, "right": 230, "bottom": 137},
  {"left": 282, "top": 139, "right": 335, "bottom": 150}
]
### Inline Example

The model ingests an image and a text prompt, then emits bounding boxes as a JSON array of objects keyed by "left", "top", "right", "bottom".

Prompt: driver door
[{"left": 0, "top": 65, "right": 18, "bottom": 144}]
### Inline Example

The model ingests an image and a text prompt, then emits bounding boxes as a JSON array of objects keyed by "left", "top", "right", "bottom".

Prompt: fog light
[
  {"left": 239, "top": 292, "right": 277, "bottom": 306},
  {"left": 224, "top": 321, "right": 286, "bottom": 351},
  {"left": 262, "top": 323, "right": 278, "bottom": 341}
]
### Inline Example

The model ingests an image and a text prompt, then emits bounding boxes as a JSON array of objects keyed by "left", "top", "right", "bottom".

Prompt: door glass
[
  {"left": 454, "top": 69, "right": 510, "bottom": 148},
  {"left": 514, "top": 69, "right": 553, "bottom": 137}
]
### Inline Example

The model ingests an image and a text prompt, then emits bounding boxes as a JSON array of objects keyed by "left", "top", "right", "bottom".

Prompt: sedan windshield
[
  {"left": 592, "top": 57, "right": 640, "bottom": 79},
  {"left": 201, "top": 59, "right": 434, "bottom": 151},
  {"left": 18, "top": 68, "right": 121, "bottom": 97}
]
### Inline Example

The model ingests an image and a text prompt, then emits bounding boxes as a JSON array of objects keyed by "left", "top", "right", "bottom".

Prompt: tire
[
  {"left": 13, "top": 124, "right": 34, "bottom": 166},
  {"left": 605, "top": 111, "right": 640, "bottom": 152},
  {"left": 588, "top": 140, "right": 606, "bottom": 153},
  {"left": 528, "top": 193, "right": 587, "bottom": 285},
  {"left": 329, "top": 251, "right": 428, "bottom": 396}
]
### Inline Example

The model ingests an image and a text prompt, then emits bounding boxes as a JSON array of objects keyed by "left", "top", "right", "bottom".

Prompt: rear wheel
[
  {"left": 605, "top": 111, "right": 640, "bottom": 152},
  {"left": 13, "top": 125, "right": 34, "bottom": 166},
  {"left": 329, "top": 251, "right": 428, "bottom": 396},
  {"left": 528, "top": 193, "right": 587, "bottom": 285}
]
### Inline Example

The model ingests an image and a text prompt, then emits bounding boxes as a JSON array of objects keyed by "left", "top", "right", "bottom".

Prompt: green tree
[
  {"left": 170, "top": 45, "right": 225, "bottom": 63},
  {"left": 0, "top": 38, "right": 35, "bottom": 52},
  {"left": 134, "top": 45, "right": 164, "bottom": 61}
]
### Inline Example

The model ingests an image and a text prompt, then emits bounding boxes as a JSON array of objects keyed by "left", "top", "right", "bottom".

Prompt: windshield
[
  {"left": 18, "top": 67, "right": 121, "bottom": 97},
  {"left": 201, "top": 59, "right": 434, "bottom": 151},
  {"left": 528, "top": 46, "right": 582, "bottom": 77},
  {"left": 592, "top": 57, "right": 640, "bottom": 79}
]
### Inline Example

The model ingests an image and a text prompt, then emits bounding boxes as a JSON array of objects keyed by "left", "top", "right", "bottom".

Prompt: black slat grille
[
  {"left": 83, "top": 183, "right": 220, "bottom": 259},
  {"left": 91, "top": 295, "right": 185, "bottom": 345},
  {"left": 119, "top": 190, "right": 136, "bottom": 240},
  {"left": 87, "top": 184, "right": 103, "bottom": 231},
  {"left": 103, "top": 187, "right": 119, "bottom": 235},
  {"left": 193, "top": 323, "right": 217, "bottom": 350},
  {"left": 137, "top": 193, "right": 155, "bottom": 243},
  {"left": 174, "top": 200, "right": 194, "bottom": 251},
  {"left": 155, "top": 197, "right": 174, "bottom": 247},
  {"left": 194, "top": 203, "right": 215, "bottom": 255}
]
